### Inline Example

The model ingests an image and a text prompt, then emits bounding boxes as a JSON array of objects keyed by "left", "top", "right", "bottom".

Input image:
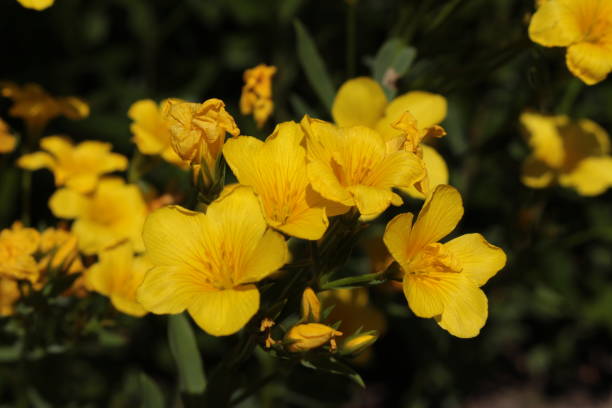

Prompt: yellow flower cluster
[{"left": 240, "top": 64, "right": 276, "bottom": 128}]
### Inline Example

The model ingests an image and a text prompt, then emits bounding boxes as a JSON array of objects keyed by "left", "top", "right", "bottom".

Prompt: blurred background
[{"left": 2, "top": 0, "right": 612, "bottom": 406}]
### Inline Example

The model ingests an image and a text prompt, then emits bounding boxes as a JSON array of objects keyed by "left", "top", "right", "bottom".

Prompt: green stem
[
  {"left": 321, "top": 272, "right": 385, "bottom": 290},
  {"left": 346, "top": 2, "right": 357, "bottom": 78},
  {"left": 556, "top": 78, "right": 583, "bottom": 116}
]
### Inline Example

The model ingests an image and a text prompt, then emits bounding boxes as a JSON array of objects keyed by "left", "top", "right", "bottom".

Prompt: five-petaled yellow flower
[
  {"left": 521, "top": 112, "right": 612, "bottom": 195},
  {"left": 137, "top": 186, "right": 289, "bottom": 336},
  {"left": 331, "top": 77, "right": 449, "bottom": 198},
  {"left": 383, "top": 185, "right": 506, "bottom": 338},
  {"left": 1, "top": 82, "right": 88, "bottom": 135},
  {"left": 301, "top": 116, "right": 424, "bottom": 221},
  {"left": 128, "top": 99, "right": 187, "bottom": 167},
  {"left": 240, "top": 64, "right": 276, "bottom": 128},
  {"left": 224, "top": 121, "right": 329, "bottom": 240},
  {"left": 0, "top": 119, "right": 17, "bottom": 153},
  {"left": 16, "top": 0, "right": 54, "bottom": 10},
  {"left": 0, "top": 222, "right": 40, "bottom": 283},
  {"left": 529, "top": 0, "right": 612, "bottom": 85},
  {"left": 49, "top": 178, "right": 147, "bottom": 254},
  {"left": 18, "top": 136, "right": 128, "bottom": 194},
  {"left": 86, "top": 242, "right": 150, "bottom": 317}
]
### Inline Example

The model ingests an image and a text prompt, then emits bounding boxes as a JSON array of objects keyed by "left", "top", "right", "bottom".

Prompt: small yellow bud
[
  {"left": 285, "top": 323, "right": 342, "bottom": 353},
  {"left": 301, "top": 287, "right": 321, "bottom": 322},
  {"left": 340, "top": 333, "right": 378, "bottom": 356}
]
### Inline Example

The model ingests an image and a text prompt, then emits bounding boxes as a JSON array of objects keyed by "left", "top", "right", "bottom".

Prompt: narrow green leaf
[
  {"left": 301, "top": 355, "right": 365, "bottom": 388},
  {"left": 294, "top": 20, "right": 336, "bottom": 112},
  {"left": 372, "top": 38, "right": 417, "bottom": 100},
  {"left": 139, "top": 373, "right": 165, "bottom": 408},
  {"left": 168, "top": 314, "right": 207, "bottom": 394}
]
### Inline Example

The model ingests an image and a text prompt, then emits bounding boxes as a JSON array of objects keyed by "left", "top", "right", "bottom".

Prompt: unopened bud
[
  {"left": 340, "top": 332, "right": 378, "bottom": 356},
  {"left": 301, "top": 287, "right": 321, "bottom": 322},
  {"left": 285, "top": 323, "right": 342, "bottom": 353}
]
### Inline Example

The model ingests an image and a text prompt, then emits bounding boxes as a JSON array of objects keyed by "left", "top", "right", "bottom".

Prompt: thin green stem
[{"left": 556, "top": 78, "right": 583, "bottom": 116}]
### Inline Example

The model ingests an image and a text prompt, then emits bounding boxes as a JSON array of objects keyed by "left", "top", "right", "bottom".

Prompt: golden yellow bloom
[
  {"left": 301, "top": 287, "right": 321, "bottom": 322},
  {"left": 224, "top": 121, "right": 329, "bottom": 239},
  {"left": 301, "top": 116, "right": 424, "bottom": 221},
  {"left": 137, "top": 186, "right": 289, "bottom": 336},
  {"left": 331, "top": 77, "right": 449, "bottom": 198},
  {"left": 128, "top": 99, "right": 187, "bottom": 167},
  {"left": 383, "top": 185, "right": 506, "bottom": 338},
  {"left": 86, "top": 243, "right": 149, "bottom": 317},
  {"left": 0, "top": 118, "right": 17, "bottom": 153},
  {"left": 320, "top": 288, "right": 387, "bottom": 338},
  {"left": 521, "top": 112, "right": 612, "bottom": 195},
  {"left": 0, "top": 222, "right": 40, "bottom": 283},
  {"left": 16, "top": 0, "right": 54, "bottom": 10},
  {"left": 1, "top": 82, "right": 88, "bottom": 135},
  {"left": 49, "top": 178, "right": 147, "bottom": 255},
  {"left": 529, "top": 0, "right": 612, "bottom": 85},
  {"left": 18, "top": 136, "right": 128, "bottom": 194},
  {"left": 0, "top": 277, "right": 20, "bottom": 317},
  {"left": 240, "top": 64, "right": 276, "bottom": 128},
  {"left": 285, "top": 323, "right": 343, "bottom": 352}
]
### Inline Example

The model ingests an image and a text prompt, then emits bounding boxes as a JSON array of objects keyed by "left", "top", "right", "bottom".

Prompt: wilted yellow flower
[
  {"left": 301, "top": 287, "right": 321, "bottom": 322},
  {"left": 529, "top": 0, "right": 612, "bottom": 85},
  {"left": 18, "top": 136, "right": 128, "bottom": 193},
  {"left": 240, "top": 64, "right": 276, "bottom": 128},
  {"left": 49, "top": 178, "right": 147, "bottom": 255},
  {"left": 0, "top": 119, "right": 17, "bottom": 153},
  {"left": 301, "top": 116, "right": 424, "bottom": 221},
  {"left": 16, "top": 0, "right": 54, "bottom": 10},
  {"left": 0, "top": 277, "right": 20, "bottom": 316},
  {"left": 128, "top": 99, "right": 187, "bottom": 167},
  {"left": 1, "top": 82, "right": 88, "bottom": 135},
  {"left": 137, "top": 186, "right": 289, "bottom": 336},
  {"left": 86, "top": 243, "right": 149, "bottom": 317},
  {"left": 0, "top": 222, "right": 40, "bottom": 283},
  {"left": 38, "top": 227, "right": 82, "bottom": 272},
  {"left": 224, "top": 121, "right": 329, "bottom": 239},
  {"left": 521, "top": 112, "right": 612, "bottom": 195},
  {"left": 331, "top": 77, "right": 449, "bottom": 198},
  {"left": 285, "top": 323, "right": 343, "bottom": 352},
  {"left": 383, "top": 185, "right": 506, "bottom": 338}
]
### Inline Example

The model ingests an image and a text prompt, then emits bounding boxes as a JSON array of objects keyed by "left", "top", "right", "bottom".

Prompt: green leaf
[
  {"left": 294, "top": 20, "right": 336, "bottom": 112},
  {"left": 139, "top": 373, "right": 165, "bottom": 408},
  {"left": 372, "top": 38, "right": 417, "bottom": 100},
  {"left": 301, "top": 355, "right": 365, "bottom": 388},
  {"left": 168, "top": 314, "right": 207, "bottom": 395}
]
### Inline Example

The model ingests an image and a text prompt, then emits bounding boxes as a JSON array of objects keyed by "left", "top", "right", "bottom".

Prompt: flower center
[{"left": 407, "top": 243, "right": 462, "bottom": 276}]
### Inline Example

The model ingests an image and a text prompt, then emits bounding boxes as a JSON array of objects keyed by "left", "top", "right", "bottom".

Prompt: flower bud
[
  {"left": 301, "top": 287, "right": 321, "bottom": 322},
  {"left": 285, "top": 323, "right": 342, "bottom": 353},
  {"left": 340, "top": 332, "right": 378, "bottom": 356}
]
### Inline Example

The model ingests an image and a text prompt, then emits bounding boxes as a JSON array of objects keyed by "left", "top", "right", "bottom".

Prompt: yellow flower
[
  {"left": 224, "top": 121, "right": 329, "bottom": 239},
  {"left": 301, "top": 116, "right": 424, "bottom": 221},
  {"left": 86, "top": 242, "right": 149, "bottom": 317},
  {"left": 383, "top": 185, "right": 506, "bottom": 338},
  {"left": 49, "top": 178, "right": 147, "bottom": 255},
  {"left": 285, "top": 323, "right": 343, "bottom": 352},
  {"left": 128, "top": 99, "right": 187, "bottom": 167},
  {"left": 331, "top": 77, "right": 449, "bottom": 198},
  {"left": 1, "top": 82, "right": 88, "bottom": 135},
  {"left": 240, "top": 64, "right": 276, "bottom": 128},
  {"left": 529, "top": 0, "right": 612, "bottom": 85},
  {"left": 320, "top": 288, "right": 387, "bottom": 338},
  {"left": 301, "top": 287, "right": 321, "bottom": 322},
  {"left": 0, "top": 222, "right": 40, "bottom": 283},
  {"left": 0, "top": 277, "right": 20, "bottom": 317},
  {"left": 521, "top": 112, "right": 612, "bottom": 195},
  {"left": 137, "top": 186, "right": 289, "bottom": 336},
  {"left": 18, "top": 136, "right": 128, "bottom": 194},
  {"left": 16, "top": 0, "right": 54, "bottom": 10},
  {"left": 38, "top": 227, "right": 81, "bottom": 271},
  {"left": 0, "top": 118, "right": 17, "bottom": 153}
]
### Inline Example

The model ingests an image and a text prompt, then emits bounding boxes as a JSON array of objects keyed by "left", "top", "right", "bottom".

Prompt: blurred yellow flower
[
  {"left": 38, "top": 227, "right": 82, "bottom": 272},
  {"left": 18, "top": 136, "right": 128, "bottom": 194},
  {"left": 320, "top": 288, "right": 386, "bottom": 339},
  {"left": 240, "top": 64, "right": 276, "bottom": 128},
  {"left": 285, "top": 323, "right": 343, "bottom": 352},
  {"left": 49, "top": 178, "right": 147, "bottom": 255},
  {"left": 224, "top": 121, "right": 329, "bottom": 239},
  {"left": 16, "top": 0, "right": 54, "bottom": 10},
  {"left": 0, "top": 118, "right": 17, "bottom": 153},
  {"left": 383, "top": 185, "right": 506, "bottom": 338},
  {"left": 301, "top": 116, "right": 424, "bottom": 221},
  {"left": 128, "top": 99, "right": 187, "bottom": 167},
  {"left": 521, "top": 112, "right": 612, "bottom": 195},
  {"left": 137, "top": 186, "right": 289, "bottom": 336},
  {"left": 0, "top": 222, "right": 40, "bottom": 283},
  {"left": 331, "top": 77, "right": 449, "bottom": 198},
  {"left": 529, "top": 0, "right": 612, "bottom": 85},
  {"left": 0, "top": 277, "right": 20, "bottom": 317},
  {"left": 1, "top": 82, "right": 88, "bottom": 135},
  {"left": 301, "top": 287, "right": 321, "bottom": 322},
  {"left": 86, "top": 243, "right": 149, "bottom": 317}
]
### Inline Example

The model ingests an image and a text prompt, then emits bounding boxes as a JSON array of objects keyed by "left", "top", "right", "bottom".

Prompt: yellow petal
[
  {"left": 403, "top": 273, "right": 446, "bottom": 318},
  {"left": 239, "top": 229, "right": 289, "bottom": 284},
  {"left": 559, "top": 156, "right": 612, "bottom": 195},
  {"left": 404, "top": 145, "right": 449, "bottom": 199},
  {"left": 49, "top": 188, "right": 88, "bottom": 219},
  {"left": 521, "top": 155, "right": 555, "bottom": 188},
  {"left": 349, "top": 185, "right": 397, "bottom": 221},
  {"left": 332, "top": 77, "right": 387, "bottom": 128},
  {"left": 307, "top": 160, "right": 354, "bottom": 206},
  {"left": 408, "top": 185, "right": 463, "bottom": 257},
  {"left": 275, "top": 207, "right": 329, "bottom": 240},
  {"left": 188, "top": 285, "right": 259, "bottom": 336},
  {"left": 111, "top": 295, "right": 148, "bottom": 317},
  {"left": 435, "top": 275, "right": 488, "bottom": 338},
  {"left": 520, "top": 112, "right": 565, "bottom": 167},
  {"left": 444, "top": 234, "right": 506, "bottom": 287},
  {"left": 528, "top": 0, "right": 582, "bottom": 47},
  {"left": 16, "top": 0, "right": 54, "bottom": 11},
  {"left": 383, "top": 212, "right": 415, "bottom": 268},
  {"left": 65, "top": 174, "right": 98, "bottom": 193},
  {"left": 17, "top": 152, "right": 54, "bottom": 170},
  {"left": 40, "top": 136, "right": 74, "bottom": 161},
  {"left": 566, "top": 42, "right": 612, "bottom": 85}
]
